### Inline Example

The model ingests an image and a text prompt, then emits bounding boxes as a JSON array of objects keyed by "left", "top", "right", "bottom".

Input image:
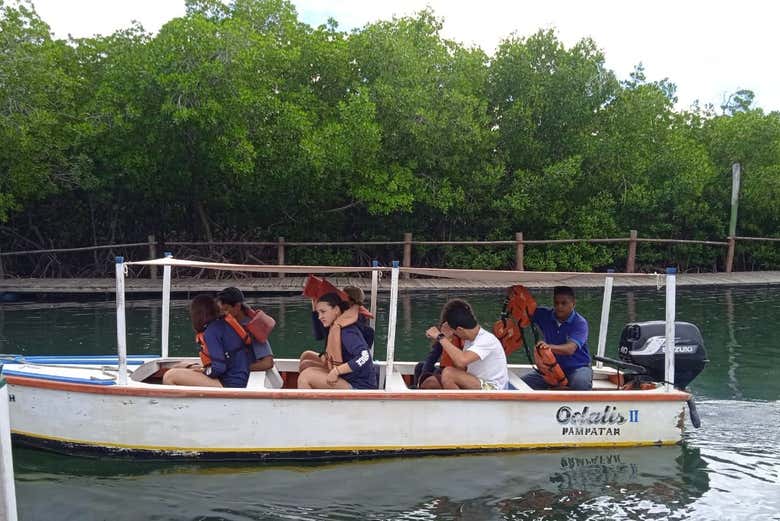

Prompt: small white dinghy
[{"left": 0, "top": 258, "right": 703, "bottom": 460}]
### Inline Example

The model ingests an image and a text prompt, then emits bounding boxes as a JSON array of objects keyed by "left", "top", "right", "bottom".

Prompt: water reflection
[
  {"left": 626, "top": 290, "right": 636, "bottom": 323},
  {"left": 14, "top": 446, "right": 710, "bottom": 521},
  {"left": 724, "top": 289, "right": 743, "bottom": 400}
]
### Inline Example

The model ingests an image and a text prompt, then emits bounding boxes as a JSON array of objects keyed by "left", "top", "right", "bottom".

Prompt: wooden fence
[{"left": 2, "top": 231, "right": 779, "bottom": 279}]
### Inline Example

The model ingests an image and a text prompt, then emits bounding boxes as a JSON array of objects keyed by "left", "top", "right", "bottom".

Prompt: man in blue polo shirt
[{"left": 521, "top": 286, "right": 592, "bottom": 390}]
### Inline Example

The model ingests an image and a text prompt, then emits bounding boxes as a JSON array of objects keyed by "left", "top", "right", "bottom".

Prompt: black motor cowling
[{"left": 618, "top": 321, "right": 707, "bottom": 389}]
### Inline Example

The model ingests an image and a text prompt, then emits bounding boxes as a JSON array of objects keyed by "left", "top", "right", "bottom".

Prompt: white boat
[{"left": 0, "top": 258, "right": 703, "bottom": 460}]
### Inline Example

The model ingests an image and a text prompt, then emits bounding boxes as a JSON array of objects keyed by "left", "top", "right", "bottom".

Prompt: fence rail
[{"left": 1, "top": 230, "right": 778, "bottom": 278}]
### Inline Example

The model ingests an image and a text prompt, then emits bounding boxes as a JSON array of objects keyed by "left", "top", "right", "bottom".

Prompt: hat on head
[{"left": 217, "top": 287, "right": 245, "bottom": 305}]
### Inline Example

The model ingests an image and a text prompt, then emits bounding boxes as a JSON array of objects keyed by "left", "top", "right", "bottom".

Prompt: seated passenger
[
  {"left": 298, "top": 285, "right": 374, "bottom": 373},
  {"left": 163, "top": 294, "right": 252, "bottom": 388},
  {"left": 425, "top": 299, "right": 508, "bottom": 390},
  {"left": 217, "top": 287, "right": 274, "bottom": 371},
  {"left": 415, "top": 321, "right": 464, "bottom": 390},
  {"left": 520, "top": 286, "right": 592, "bottom": 390},
  {"left": 297, "top": 292, "right": 378, "bottom": 389}
]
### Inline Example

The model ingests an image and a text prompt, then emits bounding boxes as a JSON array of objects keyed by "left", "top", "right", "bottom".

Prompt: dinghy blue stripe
[
  {"left": 9, "top": 355, "right": 153, "bottom": 365},
  {"left": 1, "top": 369, "right": 116, "bottom": 386}
]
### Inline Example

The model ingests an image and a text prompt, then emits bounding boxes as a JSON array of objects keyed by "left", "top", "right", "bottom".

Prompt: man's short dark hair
[
  {"left": 441, "top": 299, "right": 478, "bottom": 329},
  {"left": 553, "top": 286, "right": 575, "bottom": 299},
  {"left": 217, "top": 287, "right": 244, "bottom": 305}
]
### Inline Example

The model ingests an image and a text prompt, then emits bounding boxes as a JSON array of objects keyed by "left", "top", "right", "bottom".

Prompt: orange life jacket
[
  {"left": 439, "top": 336, "right": 464, "bottom": 367},
  {"left": 493, "top": 285, "right": 538, "bottom": 356},
  {"left": 195, "top": 314, "right": 252, "bottom": 366},
  {"left": 534, "top": 344, "right": 568, "bottom": 388}
]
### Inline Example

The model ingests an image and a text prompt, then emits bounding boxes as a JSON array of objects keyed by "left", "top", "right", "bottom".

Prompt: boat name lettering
[
  {"left": 556, "top": 405, "right": 627, "bottom": 426},
  {"left": 561, "top": 426, "right": 621, "bottom": 436}
]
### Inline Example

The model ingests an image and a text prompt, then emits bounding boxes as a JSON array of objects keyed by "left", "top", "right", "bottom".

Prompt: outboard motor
[
  {"left": 615, "top": 321, "right": 708, "bottom": 428},
  {"left": 618, "top": 321, "right": 707, "bottom": 389}
]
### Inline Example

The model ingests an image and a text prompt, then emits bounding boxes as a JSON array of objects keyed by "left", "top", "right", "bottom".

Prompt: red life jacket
[
  {"left": 493, "top": 285, "right": 538, "bottom": 356},
  {"left": 195, "top": 314, "right": 251, "bottom": 366},
  {"left": 534, "top": 344, "right": 569, "bottom": 388},
  {"left": 439, "top": 336, "right": 464, "bottom": 368},
  {"left": 242, "top": 306, "right": 276, "bottom": 343}
]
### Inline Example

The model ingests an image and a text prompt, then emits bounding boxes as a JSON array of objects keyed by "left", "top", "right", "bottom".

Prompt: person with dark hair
[
  {"left": 298, "top": 284, "right": 374, "bottom": 373},
  {"left": 163, "top": 294, "right": 252, "bottom": 388},
  {"left": 521, "top": 286, "right": 592, "bottom": 390},
  {"left": 297, "top": 292, "right": 377, "bottom": 389},
  {"left": 217, "top": 287, "right": 275, "bottom": 371},
  {"left": 424, "top": 299, "right": 508, "bottom": 390}
]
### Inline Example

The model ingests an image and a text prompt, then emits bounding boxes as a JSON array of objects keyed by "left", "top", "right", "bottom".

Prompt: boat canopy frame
[{"left": 116, "top": 257, "right": 678, "bottom": 392}]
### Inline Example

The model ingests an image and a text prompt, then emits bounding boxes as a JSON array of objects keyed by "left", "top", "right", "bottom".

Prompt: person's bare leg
[
  {"left": 298, "top": 351, "right": 325, "bottom": 372},
  {"left": 162, "top": 368, "right": 222, "bottom": 387},
  {"left": 420, "top": 374, "right": 443, "bottom": 389},
  {"left": 297, "top": 367, "right": 351, "bottom": 389},
  {"left": 440, "top": 367, "right": 481, "bottom": 390}
]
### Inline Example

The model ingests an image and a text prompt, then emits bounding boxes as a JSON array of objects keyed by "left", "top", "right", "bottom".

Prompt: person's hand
[
  {"left": 536, "top": 340, "right": 549, "bottom": 350},
  {"left": 425, "top": 326, "right": 441, "bottom": 341},
  {"left": 327, "top": 367, "right": 340, "bottom": 385},
  {"left": 440, "top": 323, "right": 454, "bottom": 338}
]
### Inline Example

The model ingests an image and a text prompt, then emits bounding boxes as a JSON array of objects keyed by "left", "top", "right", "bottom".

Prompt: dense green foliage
[{"left": 1, "top": 0, "right": 778, "bottom": 275}]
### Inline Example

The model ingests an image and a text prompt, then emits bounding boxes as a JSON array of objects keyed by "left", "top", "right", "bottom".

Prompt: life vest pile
[{"left": 493, "top": 285, "right": 537, "bottom": 356}]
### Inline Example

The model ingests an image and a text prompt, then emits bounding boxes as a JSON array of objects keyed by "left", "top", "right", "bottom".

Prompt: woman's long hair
[{"left": 190, "top": 294, "right": 220, "bottom": 332}]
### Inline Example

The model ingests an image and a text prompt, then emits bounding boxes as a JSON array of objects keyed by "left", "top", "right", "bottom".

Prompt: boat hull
[{"left": 4, "top": 368, "right": 688, "bottom": 460}]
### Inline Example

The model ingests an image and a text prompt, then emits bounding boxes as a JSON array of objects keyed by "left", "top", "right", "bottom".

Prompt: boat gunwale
[{"left": 4, "top": 375, "right": 691, "bottom": 402}]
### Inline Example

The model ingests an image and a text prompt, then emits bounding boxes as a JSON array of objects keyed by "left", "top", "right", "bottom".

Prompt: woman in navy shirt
[
  {"left": 297, "top": 292, "right": 377, "bottom": 389},
  {"left": 163, "top": 294, "right": 252, "bottom": 388}
]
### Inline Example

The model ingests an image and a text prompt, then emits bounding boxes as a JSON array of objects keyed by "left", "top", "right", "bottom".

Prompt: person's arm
[
  {"left": 425, "top": 327, "right": 479, "bottom": 369},
  {"left": 420, "top": 341, "right": 443, "bottom": 375},
  {"left": 537, "top": 340, "right": 578, "bottom": 356},
  {"left": 539, "top": 317, "right": 587, "bottom": 356},
  {"left": 334, "top": 306, "right": 359, "bottom": 328},
  {"left": 202, "top": 325, "right": 228, "bottom": 378},
  {"left": 327, "top": 328, "right": 369, "bottom": 383}
]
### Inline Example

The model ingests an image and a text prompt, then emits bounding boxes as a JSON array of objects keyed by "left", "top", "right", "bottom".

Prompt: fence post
[
  {"left": 277, "top": 237, "right": 285, "bottom": 278},
  {"left": 726, "top": 162, "right": 741, "bottom": 273},
  {"left": 515, "top": 232, "right": 524, "bottom": 271},
  {"left": 402, "top": 233, "right": 412, "bottom": 280},
  {"left": 0, "top": 248, "right": 4, "bottom": 279},
  {"left": 626, "top": 229, "right": 638, "bottom": 273},
  {"left": 725, "top": 237, "right": 736, "bottom": 273},
  {"left": 148, "top": 235, "right": 157, "bottom": 279}
]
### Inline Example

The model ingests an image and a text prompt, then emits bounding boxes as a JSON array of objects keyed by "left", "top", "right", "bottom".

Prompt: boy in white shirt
[{"left": 425, "top": 299, "right": 508, "bottom": 390}]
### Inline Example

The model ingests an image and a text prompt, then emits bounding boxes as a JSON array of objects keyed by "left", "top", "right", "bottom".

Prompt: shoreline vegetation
[{"left": 1, "top": 0, "right": 779, "bottom": 278}]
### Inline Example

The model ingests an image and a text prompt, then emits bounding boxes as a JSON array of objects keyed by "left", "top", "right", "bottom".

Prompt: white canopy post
[
  {"left": 370, "top": 260, "right": 379, "bottom": 331},
  {"left": 384, "top": 261, "right": 400, "bottom": 389},
  {"left": 369, "top": 260, "right": 379, "bottom": 357},
  {"left": 161, "top": 252, "right": 173, "bottom": 358},
  {"left": 115, "top": 256, "right": 128, "bottom": 386},
  {"left": 0, "top": 376, "right": 18, "bottom": 521},
  {"left": 595, "top": 269, "right": 615, "bottom": 368},
  {"left": 664, "top": 267, "right": 677, "bottom": 392}
]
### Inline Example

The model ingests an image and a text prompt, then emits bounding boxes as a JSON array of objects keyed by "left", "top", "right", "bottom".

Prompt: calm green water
[{"left": 1, "top": 286, "right": 779, "bottom": 520}]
